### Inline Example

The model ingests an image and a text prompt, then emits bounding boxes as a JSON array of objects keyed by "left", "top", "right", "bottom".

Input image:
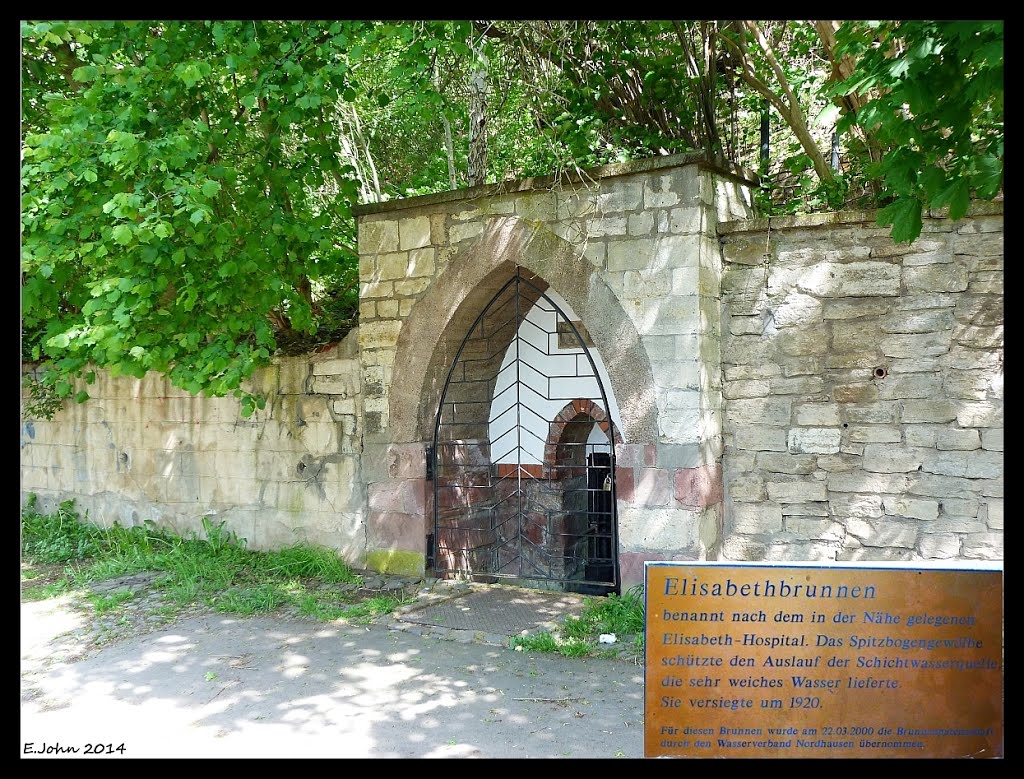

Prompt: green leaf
[
  {"left": 112, "top": 224, "right": 134, "bottom": 245},
  {"left": 201, "top": 179, "right": 221, "bottom": 198},
  {"left": 877, "top": 197, "right": 923, "bottom": 244},
  {"left": 72, "top": 65, "right": 100, "bottom": 82},
  {"left": 973, "top": 156, "right": 1003, "bottom": 200},
  {"left": 190, "top": 210, "right": 206, "bottom": 225},
  {"left": 74, "top": 390, "right": 90, "bottom": 404},
  {"left": 931, "top": 178, "right": 970, "bottom": 219}
]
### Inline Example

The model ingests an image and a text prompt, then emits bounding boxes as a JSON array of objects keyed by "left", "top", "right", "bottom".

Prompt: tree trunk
[
  {"left": 442, "top": 113, "right": 458, "bottom": 190},
  {"left": 467, "top": 41, "right": 488, "bottom": 187}
]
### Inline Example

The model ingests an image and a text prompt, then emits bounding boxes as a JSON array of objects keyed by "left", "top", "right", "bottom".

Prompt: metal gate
[{"left": 431, "top": 269, "right": 619, "bottom": 594}]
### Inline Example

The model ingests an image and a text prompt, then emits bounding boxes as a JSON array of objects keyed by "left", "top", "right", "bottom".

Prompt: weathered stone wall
[
  {"left": 354, "top": 154, "right": 756, "bottom": 581},
  {"left": 717, "top": 203, "right": 1003, "bottom": 562},
  {"left": 20, "top": 154, "right": 1003, "bottom": 584},
  {"left": 20, "top": 331, "right": 366, "bottom": 559}
]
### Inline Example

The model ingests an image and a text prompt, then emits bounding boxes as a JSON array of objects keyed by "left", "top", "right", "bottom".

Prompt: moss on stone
[{"left": 365, "top": 549, "right": 424, "bottom": 576}]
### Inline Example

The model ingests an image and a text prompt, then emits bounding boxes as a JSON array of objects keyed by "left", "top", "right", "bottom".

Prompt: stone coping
[
  {"left": 353, "top": 152, "right": 759, "bottom": 217},
  {"left": 717, "top": 199, "right": 1004, "bottom": 235}
]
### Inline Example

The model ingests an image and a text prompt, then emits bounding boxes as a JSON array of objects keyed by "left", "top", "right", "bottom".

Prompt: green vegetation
[
  {"left": 22, "top": 581, "right": 71, "bottom": 601},
  {"left": 89, "top": 588, "right": 135, "bottom": 613},
  {"left": 22, "top": 496, "right": 649, "bottom": 658},
  {"left": 22, "top": 20, "right": 1002, "bottom": 421},
  {"left": 510, "top": 585, "right": 646, "bottom": 659},
  {"left": 20, "top": 495, "right": 407, "bottom": 624}
]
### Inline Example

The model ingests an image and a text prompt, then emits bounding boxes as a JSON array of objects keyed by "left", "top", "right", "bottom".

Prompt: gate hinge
[{"left": 425, "top": 445, "right": 434, "bottom": 480}]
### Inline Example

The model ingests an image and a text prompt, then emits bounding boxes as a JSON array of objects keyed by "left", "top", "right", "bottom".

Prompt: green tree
[
  {"left": 22, "top": 20, "right": 1003, "bottom": 419},
  {"left": 21, "top": 20, "right": 368, "bottom": 415},
  {"left": 830, "top": 20, "right": 1003, "bottom": 242}
]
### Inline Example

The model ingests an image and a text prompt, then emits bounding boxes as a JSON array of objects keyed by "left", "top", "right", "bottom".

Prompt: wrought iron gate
[{"left": 431, "top": 269, "right": 619, "bottom": 593}]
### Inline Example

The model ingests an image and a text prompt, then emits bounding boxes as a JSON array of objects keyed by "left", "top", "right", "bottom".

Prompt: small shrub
[
  {"left": 511, "top": 631, "right": 560, "bottom": 653},
  {"left": 21, "top": 499, "right": 103, "bottom": 563}
]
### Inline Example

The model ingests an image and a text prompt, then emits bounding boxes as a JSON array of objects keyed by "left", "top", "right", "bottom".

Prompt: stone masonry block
[
  {"left": 632, "top": 468, "right": 674, "bottom": 507},
  {"left": 788, "top": 428, "right": 840, "bottom": 454},
  {"left": 607, "top": 239, "right": 654, "bottom": 272},
  {"left": 674, "top": 464, "right": 723, "bottom": 508},
  {"left": 902, "top": 263, "right": 968, "bottom": 294},
  {"left": 730, "top": 426, "right": 787, "bottom": 452},
  {"left": 597, "top": 179, "right": 644, "bottom": 213},
  {"left": 726, "top": 397, "right": 792, "bottom": 427},
  {"left": 766, "top": 480, "right": 828, "bottom": 502},
  {"left": 399, "top": 216, "right": 431, "bottom": 250},
  {"left": 358, "top": 219, "right": 399, "bottom": 254},
  {"left": 862, "top": 444, "right": 928, "bottom": 473},
  {"left": 882, "top": 496, "right": 939, "bottom": 521},
  {"left": 796, "top": 262, "right": 900, "bottom": 297},
  {"left": 729, "top": 502, "right": 783, "bottom": 534}
]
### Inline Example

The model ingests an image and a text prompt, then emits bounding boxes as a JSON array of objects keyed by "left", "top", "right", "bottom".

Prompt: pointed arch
[{"left": 386, "top": 215, "right": 659, "bottom": 446}]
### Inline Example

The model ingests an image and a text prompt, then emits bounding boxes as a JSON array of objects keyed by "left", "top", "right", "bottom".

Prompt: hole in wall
[{"left": 872, "top": 366, "right": 888, "bottom": 379}]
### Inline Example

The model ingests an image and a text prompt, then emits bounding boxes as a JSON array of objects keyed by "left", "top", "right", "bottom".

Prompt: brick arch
[{"left": 544, "top": 398, "right": 622, "bottom": 478}]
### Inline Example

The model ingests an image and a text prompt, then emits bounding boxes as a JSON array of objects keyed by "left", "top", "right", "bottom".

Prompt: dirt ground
[{"left": 20, "top": 571, "right": 649, "bottom": 759}]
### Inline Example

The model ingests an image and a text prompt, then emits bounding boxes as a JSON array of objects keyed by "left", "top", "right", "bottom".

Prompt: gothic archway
[{"left": 431, "top": 269, "right": 620, "bottom": 591}]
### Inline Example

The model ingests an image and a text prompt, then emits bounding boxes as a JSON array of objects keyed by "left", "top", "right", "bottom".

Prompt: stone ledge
[
  {"left": 717, "top": 199, "right": 1004, "bottom": 236},
  {"left": 354, "top": 153, "right": 759, "bottom": 217}
]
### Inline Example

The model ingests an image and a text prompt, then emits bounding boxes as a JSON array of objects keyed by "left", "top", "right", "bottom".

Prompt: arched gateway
[
  {"left": 355, "top": 156, "right": 741, "bottom": 589},
  {"left": 431, "top": 268, "right": 623, "bottom": 593}
]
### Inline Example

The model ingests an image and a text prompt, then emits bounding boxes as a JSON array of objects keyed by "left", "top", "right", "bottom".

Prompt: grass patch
[
  {"left": 335, "top": 595, "right": 408, "bottom": 624},
  {"left": 212, "top": 584, "right": 288, "bottom": 616},
  {"left": 256, "top": 545, "right": 361, "bottom": 584},
  {"left": 582, "top": 585, "right": 645, "bottom": 637},
  {"left": 510, "top": 585, "right": 646, "bottom": 658},
  {"left": 511, "top": 631, "right": 560, "bottom": 653},
  {"left": 19, "top": 495, "right": 399, "bottom": 625},
  {"left": 90, "top": 589, "right": 135, "bottom": 613},
  {"left": 22, "top": 581, "right": 71, "bottom": 601}
]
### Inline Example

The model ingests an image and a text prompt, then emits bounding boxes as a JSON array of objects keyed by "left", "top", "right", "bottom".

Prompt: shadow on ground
[{"left": 22, "top": 604, "right": 646, "bottom": 758}]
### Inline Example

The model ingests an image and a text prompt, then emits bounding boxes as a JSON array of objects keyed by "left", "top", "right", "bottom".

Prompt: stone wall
[
  {"left": 20, "top": 154, "right": 1003, "bottom": 584},
  {"left": 20, "top": 331, "right": 366, "bottom": 559},
  {"left": 354, "top": 154, "right": 757, "bottom": 582},
  {"left": 717, "top": 203, "right": 1004, "bottom": 562}
]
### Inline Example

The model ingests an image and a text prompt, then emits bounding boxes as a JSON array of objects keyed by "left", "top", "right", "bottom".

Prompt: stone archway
[
  {"left": 360, "top": 213, "right": 662, "bottom": 582},
  {"left": 388, "top": 216, "right": 659, "bottom": 447},
  {"left": 426, "top": 268, "right": 625, "bottom": 588}
]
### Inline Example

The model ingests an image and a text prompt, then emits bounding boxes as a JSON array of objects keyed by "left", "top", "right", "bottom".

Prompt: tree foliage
[
  {"left": 21, "top": 19, "right": 1003, "bottom": 419},
  {"left": 21, "top": 20, "right": 371, "bottom": 415},
  {"left": 830, "top": 20, "right": 1003, "bottom": 242}
]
